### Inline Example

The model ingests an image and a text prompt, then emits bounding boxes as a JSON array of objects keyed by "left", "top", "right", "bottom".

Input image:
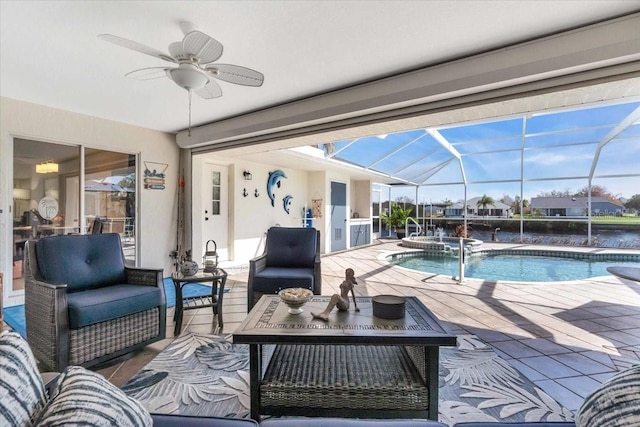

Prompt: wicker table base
[
  {"left": 234, "top": 296, "right": 457, "bottom": 421},
  {"left": 261, "top": 344, "right": 430, "bottom": 418}
]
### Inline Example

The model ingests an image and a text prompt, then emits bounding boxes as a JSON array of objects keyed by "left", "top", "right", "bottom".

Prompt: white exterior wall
[
  {"left": 1, "top": 97, "right": 179, "bottom": 306},
  {"left": 308, "top": 171, "right": 327, "bottom": 253},
  {"left": 230, "top": 160, "right": 310, "bottom": 263}
]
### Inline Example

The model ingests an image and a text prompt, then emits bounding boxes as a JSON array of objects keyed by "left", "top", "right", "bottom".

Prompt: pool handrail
[{"left": 406, "top": 217, "right": 422, "bottom": 238}]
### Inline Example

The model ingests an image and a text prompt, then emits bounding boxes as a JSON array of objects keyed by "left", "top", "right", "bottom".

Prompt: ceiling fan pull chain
[{"left": 188, "top": 89, "right": 192, "bottom": 137}]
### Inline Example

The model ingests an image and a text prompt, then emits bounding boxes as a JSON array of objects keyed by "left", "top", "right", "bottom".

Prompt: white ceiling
[{"left": 2, "top": 1, "right": 639, "bottom": 135}]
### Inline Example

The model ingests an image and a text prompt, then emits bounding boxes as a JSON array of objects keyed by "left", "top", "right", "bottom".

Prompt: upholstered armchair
[
  {"left": 247, "top": 227, "right": 321, "bottom": 311},
  {"left": 24, "top": 233, "right": 166, "bottom": 371}
]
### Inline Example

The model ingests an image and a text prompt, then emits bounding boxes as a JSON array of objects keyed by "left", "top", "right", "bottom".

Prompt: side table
[{"left": 171, "top": 268, "right": 227, "bottom": 335}]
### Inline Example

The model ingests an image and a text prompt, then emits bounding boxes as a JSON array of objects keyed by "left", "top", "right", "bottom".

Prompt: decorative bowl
[
  {"left": 278, "top": 288, "right": 314, "bottom": 314},
  {"left": 180, "top": 260, "right": 199, "bottom": 276}
]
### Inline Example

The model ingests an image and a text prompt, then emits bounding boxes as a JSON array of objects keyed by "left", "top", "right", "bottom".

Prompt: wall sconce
[
  {"left": 36, "top": 161, "right": 59, "bottom": 174},
  {"left": 243, "top": 170, "right": 252, "bottom": 181}
]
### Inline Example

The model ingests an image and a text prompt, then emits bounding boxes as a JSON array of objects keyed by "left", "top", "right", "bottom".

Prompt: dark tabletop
[{"left": 233, "top": 295, "right": 457, "bottom": 346}]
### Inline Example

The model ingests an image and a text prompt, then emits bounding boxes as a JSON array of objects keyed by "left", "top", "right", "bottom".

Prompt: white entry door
[{"left": 201, "top": 163, "right": 229, "bottom": 262}]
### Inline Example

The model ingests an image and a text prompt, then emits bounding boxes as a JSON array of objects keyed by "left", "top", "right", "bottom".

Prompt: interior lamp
[{"left": 36, "top": 161, "right": 59, "bottom": 174}]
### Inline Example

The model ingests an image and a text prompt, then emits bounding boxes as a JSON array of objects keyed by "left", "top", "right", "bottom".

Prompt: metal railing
[{"left": 406, "top": 217, "right": 423, "bottom": 238}]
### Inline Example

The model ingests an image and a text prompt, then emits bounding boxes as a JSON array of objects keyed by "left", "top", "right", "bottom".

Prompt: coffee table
[
  {"left": 233, "top": 295, "right": 457, "bottom": 421},
  {"left": 171, "top": 268, "right": 227, "bottom": 335}
]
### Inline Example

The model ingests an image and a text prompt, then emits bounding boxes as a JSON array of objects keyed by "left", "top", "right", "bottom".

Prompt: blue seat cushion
[
  {"left": 36, "top": 234, "right": 126, "bottom": 292},
  {"left": 67, "top": 284, "right": 163, "bottom": 329},
  {"left": 252, "top": 267, "right": 315, "bottom": 294},
  {"left": 265, "top": 227, "right": 317, "bottom": 268}
]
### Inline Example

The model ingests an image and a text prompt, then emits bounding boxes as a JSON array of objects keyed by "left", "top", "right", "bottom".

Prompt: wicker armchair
[
  {"left": 247, "top": 227, "right": 321, "bottom": 311},
  {"left": 24, "top": 233, "right": 166, "bottom": 371}
]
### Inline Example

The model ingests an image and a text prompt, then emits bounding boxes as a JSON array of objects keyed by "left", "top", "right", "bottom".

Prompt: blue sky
[{"left": 330, "top": 100, "right": 640, "bottom": 204}]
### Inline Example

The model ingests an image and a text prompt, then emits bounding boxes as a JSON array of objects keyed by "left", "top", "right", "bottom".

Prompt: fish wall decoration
[
  {"left": 267, "top": 170, "right": 287, "bottom": 207},
  {"left": 283, "top": 195, "right": 293, "bottom": 214}
]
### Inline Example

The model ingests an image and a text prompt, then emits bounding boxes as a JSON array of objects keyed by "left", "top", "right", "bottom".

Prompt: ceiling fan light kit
[
  {"left": 99, "top": 27, "right": 263, "bottom": 136},
  {"left": 167, "top": 64, "right": 209, "bottom": 91}
]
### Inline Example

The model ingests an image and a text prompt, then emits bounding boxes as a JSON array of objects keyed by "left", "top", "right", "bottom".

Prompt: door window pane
[{"left": 211, "top": 171, "right": 221, "bottom": 216}]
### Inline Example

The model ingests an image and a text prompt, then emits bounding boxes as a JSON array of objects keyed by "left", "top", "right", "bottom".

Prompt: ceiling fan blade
[
  {"left": 98, "top": 34, "right": 176, "bottom": 63},
  {"left": 182, "top": 31, "right": 223, "bottom": 64},
  {"left": 125, "top": 67, "right": 172, "bottom": 80},
  {"left": 205, "top": 64, "right": 264, "bottom": 87},
  {"left": 194, "top": 79, "right": 222, "bottom": 99},
  {"left": 168, "top": 41, "right": 184, "bottom": 59}
]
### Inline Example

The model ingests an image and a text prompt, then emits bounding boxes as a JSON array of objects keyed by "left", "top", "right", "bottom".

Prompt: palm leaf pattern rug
[{"left": 121, "top": 332, "right": 574, "bottom": 425}]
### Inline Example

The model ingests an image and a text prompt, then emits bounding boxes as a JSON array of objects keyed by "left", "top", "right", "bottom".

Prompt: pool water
[{"left": 389, "top": 253, "right": 640, "bottom": 282}]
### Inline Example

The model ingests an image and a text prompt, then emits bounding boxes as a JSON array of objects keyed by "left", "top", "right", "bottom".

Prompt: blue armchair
[
  {"left": 24, "top": 233, "right": 166, "bottom": 371},
  {"left": 247, "top": 227, "right": 321, "bottom": 311}
]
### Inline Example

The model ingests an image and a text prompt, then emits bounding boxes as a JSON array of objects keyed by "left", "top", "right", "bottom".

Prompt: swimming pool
[{"left": 388, "top": 250, "right": 640, "bottom": 282}]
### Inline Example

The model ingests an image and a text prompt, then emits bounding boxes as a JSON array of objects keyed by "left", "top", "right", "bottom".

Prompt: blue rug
[{"left": 2, "top": 278, "right": 224, "bottom": 339}]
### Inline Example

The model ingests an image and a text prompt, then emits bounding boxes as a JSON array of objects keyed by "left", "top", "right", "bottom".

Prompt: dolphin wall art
[
  {"left": 267, "top": 170, "right": 287, "bottom": 207},
  {"left": 283, "top": 195, "right": 293, "bottom": 214}
]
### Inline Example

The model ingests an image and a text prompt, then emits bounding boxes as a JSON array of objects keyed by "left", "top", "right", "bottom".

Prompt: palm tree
[
  {"left": 380, "top": 202, "right": 414, "bottom": 238},
  {"left": 476, "top": 194, "right": 495, "bottom": 216},
  {"left": 442, "top": 198, "right": 453, "bottom": 216},
  {"left": 511, "top": 196, "right": 529, "bottom": 215}
]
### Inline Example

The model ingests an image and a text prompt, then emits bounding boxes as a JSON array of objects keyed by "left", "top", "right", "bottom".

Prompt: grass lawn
[{"left": 591, "top": 216, "right": 640, "bottom": 225}]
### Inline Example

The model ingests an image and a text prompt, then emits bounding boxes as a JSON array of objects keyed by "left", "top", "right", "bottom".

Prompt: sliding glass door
[
  {"left": 85, "top": 148, "right": 136, "bottom": 265},
  {"left": 11, "top": 138, "right": 137, "bottom": 297}
]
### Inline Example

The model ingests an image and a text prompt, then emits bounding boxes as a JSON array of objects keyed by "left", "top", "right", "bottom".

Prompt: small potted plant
[{"left": 380, "top": 203, "right": 414, "bottom": 238}]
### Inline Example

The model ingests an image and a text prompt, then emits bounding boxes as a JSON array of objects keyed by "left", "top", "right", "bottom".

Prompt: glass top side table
[{"left": 171, "top": 268, "right": 227, "bottom": 335}]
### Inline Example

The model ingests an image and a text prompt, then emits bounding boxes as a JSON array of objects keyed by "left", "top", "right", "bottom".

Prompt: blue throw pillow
[
  {"left": 575, "top": 364, "right": 640, "bottom": 427},
  {"left": 35, "top": 366, "right": 152, "bottom": 427},
  {"left": 0, "top": 331, "right": 46, "bottom": 426}
]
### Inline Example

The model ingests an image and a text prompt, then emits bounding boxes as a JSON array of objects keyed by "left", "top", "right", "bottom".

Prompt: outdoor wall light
[{"left": 243, "top": 170, "right": 252, "bottom": 180}]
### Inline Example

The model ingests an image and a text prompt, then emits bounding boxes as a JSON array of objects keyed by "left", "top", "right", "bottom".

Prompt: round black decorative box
[{"left": 372, "top": 295, "right": 406, "bottom": 319}]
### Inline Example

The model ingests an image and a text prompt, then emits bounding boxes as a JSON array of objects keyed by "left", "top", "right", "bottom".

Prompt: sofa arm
[
  {"left": 24, "top": 277, "right": 70, "bottom": 371},
  {"left": 249, "top": 253, "right": 268, "bottom": 275},
  {"left": 247, "top": 253, "right": 268, "bottom": 309},
  {"left": 24, "top": 242, "right": 71, "bottom": 372},
  {"left": 125, "top": 267, "right": 164, "bottom": 287}
]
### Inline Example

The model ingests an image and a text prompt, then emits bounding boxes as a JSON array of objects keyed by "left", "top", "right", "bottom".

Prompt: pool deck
[
  {"left": 319, "top": 239, "right": 640, "bottom": 412},
  {"left": 92, "top": 239, "right": 640, "bottom": 415}
]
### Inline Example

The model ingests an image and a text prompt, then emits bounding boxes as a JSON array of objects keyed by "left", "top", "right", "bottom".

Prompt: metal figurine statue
[{"left": 312, "top": 268, "right": 360, "bottom": 321}]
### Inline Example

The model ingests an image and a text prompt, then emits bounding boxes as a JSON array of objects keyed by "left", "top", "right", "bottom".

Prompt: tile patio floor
[{"left": 92, "top": 239, "right": 640, "bottom": 413}]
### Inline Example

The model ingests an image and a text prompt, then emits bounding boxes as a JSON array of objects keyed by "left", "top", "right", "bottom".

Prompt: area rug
[
  {"left": 3, "top": 278, "right": 221, "bottom": 339},
  {"left": 121, "top": 332, "right": 575, "bottom": 425}
]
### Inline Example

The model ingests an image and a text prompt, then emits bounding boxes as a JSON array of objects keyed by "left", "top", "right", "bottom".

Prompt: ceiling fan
[{"left": 98, "top": 25, "right": 264, "bottom": 135}]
